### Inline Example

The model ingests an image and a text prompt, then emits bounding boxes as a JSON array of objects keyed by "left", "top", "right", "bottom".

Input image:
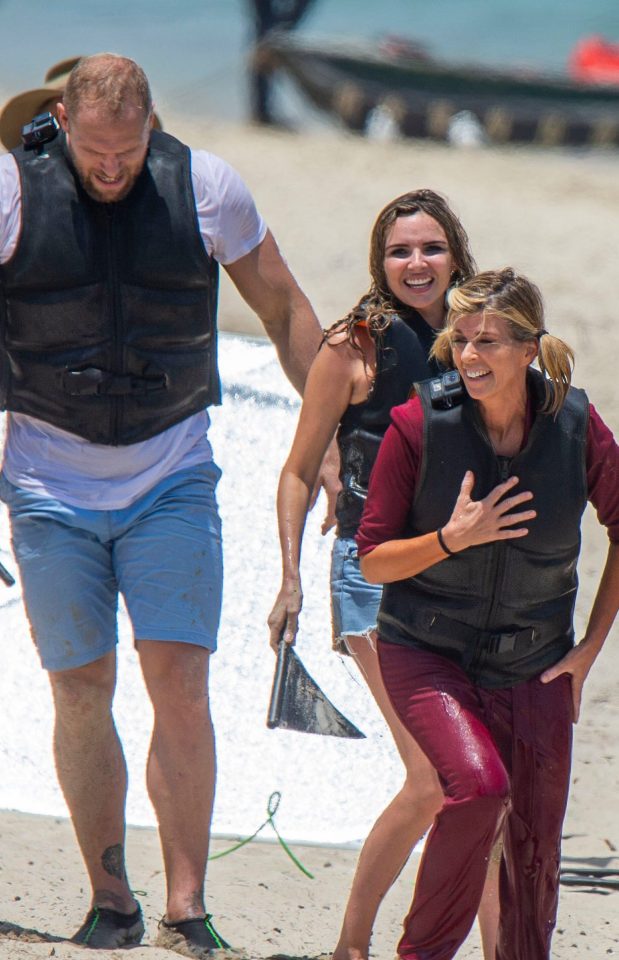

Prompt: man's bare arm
[
  {"left": 225, "top": 229, "right": 340, "bottom": 527},
  {"left": 224, "top": 229, "right": 322, "bottom": 392}
]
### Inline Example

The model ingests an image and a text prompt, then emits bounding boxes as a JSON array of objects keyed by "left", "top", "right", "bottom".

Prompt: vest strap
[
  {"left": 62, "top": 366, "right": 168, "bottom": 397},
  {"left": 380, "top": 606, "right": 537, "bottom": 656}
]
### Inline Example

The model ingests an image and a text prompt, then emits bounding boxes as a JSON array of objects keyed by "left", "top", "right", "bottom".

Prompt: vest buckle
[
  {"left": 487, "top": 627, "right": 536, "bottom": 656},
  {"left": 62, "top": 366, "right": 168, "bottom": 396},
  {"left": 62, "top": 367, "right": 109, "bottom": 396}
]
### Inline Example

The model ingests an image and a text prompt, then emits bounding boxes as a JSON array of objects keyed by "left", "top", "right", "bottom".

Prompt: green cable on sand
[{"left": 208, "top": 791, "right": 314, "bottom": 879}]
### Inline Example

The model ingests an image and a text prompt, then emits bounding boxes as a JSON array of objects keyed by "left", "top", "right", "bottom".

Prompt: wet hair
[
  {"left": 432, "top": 267, "right": 575, "bottom": 415},
  {"left": 324, "top": 189, "right": 476, "bottom": 344},
  {"left": 63, "top": 53, "right": 152, "bottom": 124}
]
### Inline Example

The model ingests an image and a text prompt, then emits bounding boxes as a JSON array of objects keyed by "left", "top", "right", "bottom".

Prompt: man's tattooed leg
[{"left": 101, "top": 843, "right": 127, "bottom": 881}]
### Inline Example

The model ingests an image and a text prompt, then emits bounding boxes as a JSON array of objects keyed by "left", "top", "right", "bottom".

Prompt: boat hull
[{"left": 261, "top": 36, "right": 619, "bottom": 147}]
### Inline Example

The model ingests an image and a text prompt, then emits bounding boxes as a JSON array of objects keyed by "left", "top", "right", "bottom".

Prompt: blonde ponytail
[{"left": 536, "top": 332, "right": 574, "bottom": 415}]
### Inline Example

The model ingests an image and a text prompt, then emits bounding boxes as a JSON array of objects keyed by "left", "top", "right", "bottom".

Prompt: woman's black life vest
[
  {"left": 378, "top": 369, "right": 590, "bottom": 688},
  {"left": 335, "top": 311, "right": 440, "bottom": 538},
  {"left": 0, "top": 129, "right": 220, "bottom": 445}
]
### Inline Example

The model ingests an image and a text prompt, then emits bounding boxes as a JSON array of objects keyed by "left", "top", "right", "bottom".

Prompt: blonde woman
[{"left": 358, "top": 268, "right": 619, "bottom": 960}]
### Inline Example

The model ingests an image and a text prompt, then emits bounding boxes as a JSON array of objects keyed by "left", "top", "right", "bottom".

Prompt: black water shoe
[
  {"left": 71, "top": 904, "right": 144, "bottom": 949},
  {"left": 157, "top": 914, "right": 240, "bottom": 957}
]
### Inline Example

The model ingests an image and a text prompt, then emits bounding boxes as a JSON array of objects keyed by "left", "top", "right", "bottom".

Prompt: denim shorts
[
  {"left": 0, "top": 462, "right": 223, "bottom": 671},
  {"left": 330, "top": 537, "right": 382, "bottom": 654}
]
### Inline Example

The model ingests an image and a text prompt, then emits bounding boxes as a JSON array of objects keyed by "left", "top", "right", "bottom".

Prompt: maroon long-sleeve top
[{"left": 357, "top": 395, "right": 619, "bottom": 555}]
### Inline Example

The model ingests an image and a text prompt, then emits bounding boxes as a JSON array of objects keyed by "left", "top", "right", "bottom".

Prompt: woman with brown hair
[
  {"left": 268, "top": 190, "right": 500, "bottom": 960},
  {"left": 357, "top": 268, "right": 619, "bottom": 959}
]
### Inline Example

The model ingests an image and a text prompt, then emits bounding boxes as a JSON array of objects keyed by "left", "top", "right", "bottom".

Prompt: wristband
[{"left": 437, "top": 527, "right": 455, "bottom": 556}]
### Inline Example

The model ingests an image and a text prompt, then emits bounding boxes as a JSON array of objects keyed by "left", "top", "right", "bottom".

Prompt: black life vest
[
  {"left": 0, "top": 129, "right": 220, "bottom": 445},
  {"left": 378, "top": 369, "right": 589, "bottom": 687},
  {"left": 335, "top": 311, "right": 440, "bottom": 538}
]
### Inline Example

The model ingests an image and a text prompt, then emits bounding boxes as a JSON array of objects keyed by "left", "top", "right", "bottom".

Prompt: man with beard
[{"left": 0, "top": 53, "right": 332, "bottom": 955}]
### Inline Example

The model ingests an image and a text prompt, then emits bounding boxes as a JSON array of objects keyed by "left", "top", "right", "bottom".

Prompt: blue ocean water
[{"left": 0, "top": 0, "right": 618, "bottom": 127}]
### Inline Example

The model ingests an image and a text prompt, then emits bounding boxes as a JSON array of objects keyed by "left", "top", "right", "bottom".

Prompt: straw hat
[{"left": 0, "top": 56, "right": 162, "bottom": 151}]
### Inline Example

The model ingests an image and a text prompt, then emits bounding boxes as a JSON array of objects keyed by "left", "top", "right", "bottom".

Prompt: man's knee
[
  {"left": 138, "top": 640, "right": 210, "bottom": 711},
  {"left": 49, "top": 652, "right": 117, "bottom": 718}
]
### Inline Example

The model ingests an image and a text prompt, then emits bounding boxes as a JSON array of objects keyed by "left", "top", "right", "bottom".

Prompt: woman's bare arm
[{"left": 268, "top": 333, "right": 373, "bottom": 648}]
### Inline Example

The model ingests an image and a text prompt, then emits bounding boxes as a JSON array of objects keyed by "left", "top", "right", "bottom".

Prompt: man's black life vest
[
  {"left": 378, "top": 369, "right": 589, "bottom": 688},
  {"left": 335, "top": 312, "right": 439, "bottom": 538},
  {"left": 0, "top": 129, "right": 220, "bottom": 445}
]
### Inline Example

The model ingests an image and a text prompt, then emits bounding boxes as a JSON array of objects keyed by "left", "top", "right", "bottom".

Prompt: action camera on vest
[
  {"left": 429, "top": 370, "right": 464, "bottom": 409},
  {"left": 21, "top": 112, "right": 60, "bottom": 150}
]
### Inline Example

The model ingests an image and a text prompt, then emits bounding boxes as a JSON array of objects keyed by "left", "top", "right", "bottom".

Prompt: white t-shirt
[{"left": 0, "top": 148, "right": 267, "bottom": 509}]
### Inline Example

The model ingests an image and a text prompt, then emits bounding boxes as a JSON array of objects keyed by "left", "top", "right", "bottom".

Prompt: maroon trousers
[{"left": 378, "top": 640, "right": 573, "bottom": 960}]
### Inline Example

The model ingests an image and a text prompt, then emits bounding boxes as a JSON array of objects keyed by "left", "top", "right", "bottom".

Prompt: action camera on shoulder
[
  {"left": 21, "top": 112, "right": 60, "bottom": 150},
  {"left": 429, "top": 370, "right": 464, "bottom": 409}
]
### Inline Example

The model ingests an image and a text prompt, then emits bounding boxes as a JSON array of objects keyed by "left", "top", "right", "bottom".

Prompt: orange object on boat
[{"left": 569, "top": 35, "right": 619, "bottom": 86}]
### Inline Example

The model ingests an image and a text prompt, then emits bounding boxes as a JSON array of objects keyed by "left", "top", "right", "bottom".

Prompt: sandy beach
[{"left": 0, "top": 110, "right": 618, "bottom": 958}]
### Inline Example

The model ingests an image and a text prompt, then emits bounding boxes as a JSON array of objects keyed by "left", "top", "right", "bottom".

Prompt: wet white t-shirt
[{"left": 0, "top": 149, "right": 267, "bottom": 509}]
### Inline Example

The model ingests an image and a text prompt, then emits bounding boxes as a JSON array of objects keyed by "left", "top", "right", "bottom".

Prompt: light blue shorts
[
  {"left": 0, "top": 462, "right": 223, "bottom": 672},
  {"left": 330, "top": 537, "right": 382, "bottom": 654}
]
